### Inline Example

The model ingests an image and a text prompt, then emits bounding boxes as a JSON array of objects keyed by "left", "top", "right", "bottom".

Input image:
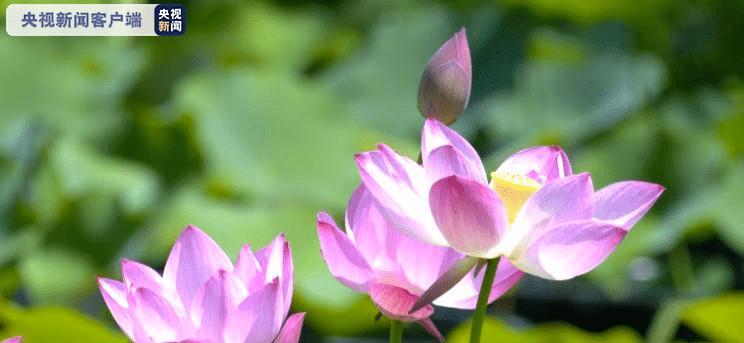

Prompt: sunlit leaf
[
  {"left": 0, "top": 302, "right": 127, "bottom": 343},
  {"left": 447, "top": 316, "right": 642, "bottom": 343},
  {"left": 0, "top": 37, "right": 144, "bottom": 143},
  {"left": 682, "top": 293, "right": 744, "bottom": 343},
  {"left": 18, "top": 247, "right": 93, "bottom": 305},
  {"left": 322, "top": 6, "right": 457, "bottom": 136},
  {"left": 481, "top": 29, "right": 664, "bottom": 148}
]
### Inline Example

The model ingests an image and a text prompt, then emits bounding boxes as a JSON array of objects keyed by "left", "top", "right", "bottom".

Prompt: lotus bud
[{"left": 417, "top": 28, "right": 472, "bottom": 125}]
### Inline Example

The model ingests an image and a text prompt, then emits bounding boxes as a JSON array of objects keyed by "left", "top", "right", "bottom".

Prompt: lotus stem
[{"left": 470, "top": 257, "right": 499, "bottom": 343}]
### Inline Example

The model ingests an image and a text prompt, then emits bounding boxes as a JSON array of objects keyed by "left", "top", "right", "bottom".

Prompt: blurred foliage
[
  {"left": 0, "top": 0, "right": 743, "bottom": 341},
  {"left": 447, "top": 316, "right": 643, "bottom": 343},
  {"left": 0, "top": 301, "right": 127, "bottom": 343},
  {"left": 682, "top": 293, "right": 744, "bottom": 343}
]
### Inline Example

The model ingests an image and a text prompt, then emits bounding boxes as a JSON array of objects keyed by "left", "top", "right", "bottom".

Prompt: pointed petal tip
[
  {"left": 183, "top": 224, "right": 202, "bottom": 233},
  {"left": 454, "top": 27, "right": 469, "bottom": 51},
  {"left": 571, "top": 172, "right": 593, "bottom": 188},
  {"left": 653, "top": 183, "right": 666, "bottom": 194},
  {"left": 449, "top": 27, "right": 469, "bottom": 51},
  {"left": 547, "top": 145, "right": 563, "bottom": 152},
  {"left": 316, "top": 211, "right": 333, "bottom": 223},
  {"left": 592, "top": 180, "right": 665, "bottom": 231},
  {"left": 376, "top": 143, "right": 396, "bottom": 155},
  {"left": 266, "top": 276, "right": 281, "bottom": 289},
  {"left": 95, "top": 276, "right": 109, "bottom": 288},
  {"left": 317, "top": 218, "right": 373, "bottom": 292},
  {"left": 418, "top": 317, "right": 445, "bottom": 342},
  {"left": 645, "top": 182, "right": 666, "bottom": 199},
  {"left": 274, "top": 312, "right": 306, "bottom": 343},
  {"left": 273, "top": 232, "right": 287, "bottom": 246},
  {"left": 97, "top": 276, "right": 124, "bottom": 287},
  {"left": 316, "top": 213, "right": 339, "bottom": 233},
  {"left": 354, "top": 151, "right": 374, "bottom": 167},
  {"left": 97, "top": 277, "right": 123, "bottom": 291},
  {"left": 178, "top": 224, "right": 211, "bottom": 242}
]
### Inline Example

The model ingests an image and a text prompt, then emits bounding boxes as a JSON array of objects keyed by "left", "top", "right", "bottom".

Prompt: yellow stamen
[{"left": 489, "top": 171, "right": 541, "bottom": 224}]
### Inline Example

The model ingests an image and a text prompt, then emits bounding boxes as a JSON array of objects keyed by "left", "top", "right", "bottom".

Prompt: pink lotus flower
[
  {"left": 356, "top": 118, "right": 664, "bottom": 281},
  {"left": 418, "top": 28, "right": 472, "bottom": 125},
  {"left": 317, "top": 185, "right": 523, "bottom": 340},
  {"left": 98, "top": 226, "right": 304, "bottom": 343},
  {"left": 1, "top": 337, "right": 22, "bottom": 343}
]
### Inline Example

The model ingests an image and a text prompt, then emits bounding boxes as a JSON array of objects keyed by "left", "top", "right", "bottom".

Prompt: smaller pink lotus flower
[
  {"left": 317, "top": 185, "right": 523, "bottom": 341},
  {"left": 356, "top": 118, "right": 664, "bottom": 282},
  {"left": 418, "top": 28, "right": 472, "bottom": 125},
  {"left": 1, "top": 336, "right": 22, "bottom": 343},
  {"left": 98, "top": 225, "right": 304, "bottom": 343}
]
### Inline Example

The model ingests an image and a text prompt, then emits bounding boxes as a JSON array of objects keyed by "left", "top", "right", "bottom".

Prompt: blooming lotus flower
[
  {"left": 98, "top": 225, "right": 304, "bottom": 343},
  {"left": 355, "top": 118, "right": 664, "bottom": 281},
  {"left": 1, "top": 337, "right": 22, "bottom": 343},
  {"left": 418, "top": 28, "right": 471, "bottom": 125},
  {"left": 317, "top": 185, "right": 523, "bottom": 340}
]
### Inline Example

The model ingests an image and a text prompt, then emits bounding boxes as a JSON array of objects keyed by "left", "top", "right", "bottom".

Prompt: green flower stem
[
  {"left": 470, "top": 257, "right": 499, "bottom": 343},
  {"left": 390, "top": 320, "right": 404, "bottom": 343}
]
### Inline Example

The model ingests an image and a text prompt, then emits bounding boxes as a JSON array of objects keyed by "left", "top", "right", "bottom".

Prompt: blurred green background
[{"left": 1, "top": 0, "right": 744, "bottom": 342}]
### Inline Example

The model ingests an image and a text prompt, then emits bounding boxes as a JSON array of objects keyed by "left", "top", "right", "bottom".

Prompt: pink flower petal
[
  {"left": 421, "top": 118, "right": 485, "bottom": 183},
  {"left": 355, "top": 146, "right": 447, "bottom": 246},
  {"left": 433, "top": 258, "right": 524, "bottom": 309},
  {"left": 254, "top": 234, "right": 293, "bottom": 317},
  {"left": 345, "top": 185, "right": 464, "bottom": 297},
  {"left": 317, "top": 212, "right": 374, "bottom": 292},
  {"left": 1, "top": 337, "right": 22, "bottom": 343},
  {"left": 345, "top": 185, "right": 402, "bottom": 274},
  {"left": 234, "top": 244, "right": 261, "bottom": 291},
  {"left": 506, "top": 173, "right": 594, "bottom": 257},
  {"left": 512, "top": 220, "right": 626, "bottom": 280},
  {"left": 425, "top": 145, "right": 487, "bottom": 185},
  {"left": 129, "top": 287, "right": 190, "bottom": 342},
  {"left": 369, "top": 283, "right": 433, "bottom": 322},
  {"left": 97, "top": 278, "right": 135, "bottom": 340},
  {"left": 191, "top": 271, "right": 247, "bottom": 342},
  {"left": 429, "top": 175, "right": 508, "bottom": 258},
  {"left": 496, "top": 146, "right": 573, "bottom": 183},
  {"left": 120, "top": 259, "right": 179, "bottom": 306},
  {"left": 163, "top": 225, "right": 233, "bottom": 312},
  {"left": 593, "top": 181, "right": 664, "bottom": 231},
  {"left": 273, "top": 312, "right": 305, "bottom": 343},
  {"left": 395, "top": 235, "right": 462, "bottom": 294},
  {"left": 230, "top": 280, "right": 284, "bottom": 343}
]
